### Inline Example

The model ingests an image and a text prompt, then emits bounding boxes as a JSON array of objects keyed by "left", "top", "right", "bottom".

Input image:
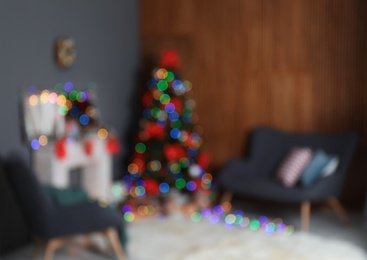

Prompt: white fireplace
[{"left": 32, "top": 137, "right": 113, "bottom": 202}]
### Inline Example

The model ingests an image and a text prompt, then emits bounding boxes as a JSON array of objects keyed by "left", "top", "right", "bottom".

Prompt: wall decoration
[{"left": 55, "top": 38, "right": 76, "bottom": 68}]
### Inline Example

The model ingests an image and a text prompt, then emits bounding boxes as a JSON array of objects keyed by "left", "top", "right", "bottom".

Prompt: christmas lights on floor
[{"left": 121, "top": 202, "right": 294, "bottom": 236}]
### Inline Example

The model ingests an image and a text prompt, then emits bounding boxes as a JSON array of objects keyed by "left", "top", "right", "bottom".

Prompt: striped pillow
[{"left": 276, "top": 147, "right": 313, "bottom": 188}]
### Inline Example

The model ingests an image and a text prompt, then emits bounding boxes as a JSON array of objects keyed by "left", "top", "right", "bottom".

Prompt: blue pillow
[{"left": 300, "top": 149, "right": 334, "bottom": 188}]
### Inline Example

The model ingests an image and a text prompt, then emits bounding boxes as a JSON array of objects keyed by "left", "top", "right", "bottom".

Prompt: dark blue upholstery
[
  {"left": 0, "top": 156, "right": 30, "bottom": 255},
  {"left": 217, "top": 127, "right": 358, "bottom": 203},
  {"left": 4, "top": 152, "right": 123, "bottom": 240}
]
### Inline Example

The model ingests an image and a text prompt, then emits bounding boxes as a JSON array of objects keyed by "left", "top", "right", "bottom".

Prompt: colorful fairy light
[
  {"left": 183, "top": 204, "right": 294, "bottom": 235},
  {"left": 159, "top": 182, "right": 170, "bottom": 193},
  {"left": 64, "top": 81, "right": 74, "bottom": 92},
  {"left": 38, "top": 135, "right": 48, "bottom": 146},
  {"left": 123, "top": 212, "right": 135, "bottom": 222},
  {"left": 123, "top": 62, "right": 215, "bottom": 226},
  {"left": 135, "top": 143, "right": 146, "bottom": 153},
  {"left": 29, "top": 95, "right": 38, "bottom": 106},
  {"left": 31, "top": 139, "right": 40, "bottom": 150},
  {"left": 25, "top": 82, "right": 118, "bottom": 155}
]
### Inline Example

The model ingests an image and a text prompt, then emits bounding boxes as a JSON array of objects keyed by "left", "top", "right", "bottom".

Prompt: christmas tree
[{"left": 123, "top": 50, "right": 211, "bottom": 205}]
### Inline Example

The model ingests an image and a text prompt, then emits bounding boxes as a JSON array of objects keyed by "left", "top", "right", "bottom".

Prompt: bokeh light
[
  {"left": 58, "top": 105, "right": 68, "bottom": 116},
  {"left": 213, "top": 205, "right": 224, "bottom": 215},
  {"left": 157, "top": 80, "right": 168, "bottom": 91},
  {"left": 148, "top": 160, "right": 162, "bottom": 172},
  {"left": 156, "top": 68, "right": 168, "bottom": 80},
  {"left": 111, "top": 184, "right": 123, "bottom": 197},
  {"left": 170, "top": 128, "right": 181, "bottom": 139},
  {"left": 159, "top": 182, "right": 170, "bottom": 193},
  {"left": 249, "top": 219, "right": 260, "bottom": 231},
  {"left": 175, "top": 178, "right": 186, "bottom": 189},
  {"left": 201, "top": 208, "right": 211, "bottom": 218},
  {"left": 86, "top": 106, "right": 96, "bottom": 118},
  {"left": 186, "top": 180, "right": 197, "bottom": 191},
  {"left": 122, "top": 204, "right": 133, "bottom": 213},
  {"left": 159, "top": 93, "right": 170, "bottom": 104},
  {"left": 64, "top": 82, "right": 74, "bottom": 92},
  {"left": 31, "top": 139, "right": 40, "bottom": 150},
  {"left": 28, "top": 85, "right": 37, "bottom": 95},
  {"left": 169, "top": 163, "right": 181, "bottom": 174},
  {"left": 166, "top": 71, "right": 175, "bottom": 82},
  {"left": 221, "top": 201, "right": 232, "bottom": 212},
  {"left": 138, "top": 205, "right": 149, "bottom": 216},
  {"left": 48, "top": 92, "right": 58, "bottom": 103},
  {"left": 57, "top": 95, "right": 67, "bottom": 106},
  {"left": 191, "top": 212, "right": 202, "bottom": 222},
  {"left": 135, "top": 143, "right": 146, "bottom": 153},
  {"left": 225, "top": 214, "right": 236, "bottom": 225},
  {"left": 135, "top": 186, "right": 146, "bottom": 197},
  {"left": 40, "top": 90, "right": 49, "bottom": 103},
  {"left": 179, "top": 158, "right": 190, "bottom": 168},
  {"left": 172, "top": 80, "right": 183, "bottom": 91},
  {"left": 38, "top": 135, "right": 48, "bottom": 146},
  {"left": 79, "top": 114, "right": 89, "bottom": 125},
  {"left": 128, "top": 163, "right": 139, "bottom": 174},
  {"left": 97, "top": 128, "right": 109, "bottom": 140},
  {"left": 29, "top": 95, "right": 38, "bottom": 106},
  {"left": 169, "top": 112, "right": 179, "bottom": 122},
  {"left": 124, "top": 212, "right": 135, "bottom": 222}
]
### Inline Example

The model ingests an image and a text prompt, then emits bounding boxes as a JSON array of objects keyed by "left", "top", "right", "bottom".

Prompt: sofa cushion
[
  {"left": 321, "top": 156, "right": 339, "bottom": 177},
  {"left": 276, "top": 147, "right": 313, "bottom": 188},
  {"left": 0, "top": 156, "right": 30, "bottom": 255},
  {"left": 300, "top": 149, "right": 336, "bottom": 188}
]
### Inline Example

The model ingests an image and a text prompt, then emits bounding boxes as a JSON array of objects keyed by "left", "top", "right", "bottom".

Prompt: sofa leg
[
  {"left": 327, "top": 197, "right": 351, "bottom": 225},
  {"left": 44, "top": 238, "right": 65, "bottom": 260},
  {"left": 301, "top": 200, "right": 311, "bottom": 232}
]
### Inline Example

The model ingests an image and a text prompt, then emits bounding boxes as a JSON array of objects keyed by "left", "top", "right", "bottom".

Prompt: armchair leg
[
  {"left": 327, "top": 197, "right": 351, "bottom": 225},
  {"left": 301, "top": 200, "right": 311, "bottom": 232},
  {"left": 219, "top": 191, "right": 233, "bottom": 204},
  {"left": 44, "top": 238, "right": 65, "bottom": 260},
  {"left": 104, "top": 228, "right": 125, "bottom": 260},
  {"left": 32, "top": 237, "right": 45, "bottom": 259}
]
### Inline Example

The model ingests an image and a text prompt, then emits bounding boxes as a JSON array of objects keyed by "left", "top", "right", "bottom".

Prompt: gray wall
[{"left": 0, "top": 0, "right": 139, "bottom": 178}]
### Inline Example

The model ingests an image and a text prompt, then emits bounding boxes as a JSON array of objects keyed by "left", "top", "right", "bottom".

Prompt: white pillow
[{"left": 321, "top": 157, "right": 339, "bottom": 177}]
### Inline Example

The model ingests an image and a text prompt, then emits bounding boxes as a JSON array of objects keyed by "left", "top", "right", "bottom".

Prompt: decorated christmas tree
[{"left": 123, "top": 50, "right": 211, "bottom": 209}]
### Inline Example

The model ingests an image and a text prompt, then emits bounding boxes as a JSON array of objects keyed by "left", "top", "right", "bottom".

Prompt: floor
[
  {"left": 2, "top": 199, "right": 367, "bottom": 259},
  {"left": 231, "top": 198, "right": 367, "bottom": 251}
]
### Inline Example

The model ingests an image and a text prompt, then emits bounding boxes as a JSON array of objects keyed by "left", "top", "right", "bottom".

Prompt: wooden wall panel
[{"left": 140, "top": 0, "right": 367, "bottom": 209}]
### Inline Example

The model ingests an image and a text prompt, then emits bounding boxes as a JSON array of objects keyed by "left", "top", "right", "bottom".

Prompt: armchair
[
  {"left": 4, "top": 152, "right": 126, "bottom": 260},
  {"left": 217, "top": 127, "right": 357, "bottom": 231}
]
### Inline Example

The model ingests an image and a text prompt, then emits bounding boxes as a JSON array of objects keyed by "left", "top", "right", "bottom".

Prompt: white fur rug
[{"left": 126, "top": 214, "right": 367, "bottom": 260}]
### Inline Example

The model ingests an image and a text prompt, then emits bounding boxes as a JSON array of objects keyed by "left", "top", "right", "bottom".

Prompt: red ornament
[
  {"left": 55, "top": 137, "right": 66, "bottom": 159},
  {"left": 144, "top": 178, "right": 160, "bottom": 197},
  {"left": 84, "top": 139, "right": 93, "bottom": 156},
  {"left": 163, "top": 144, "right": 186, "bottom": 161},
  {"left": 142, "top": 91, "right": 153, "bottom": 108},
  {"left": 160, "top": 49, "right": 181, "bottom": 70},
  {"left": 194, "top": 178, "right": 202, "bottom": 190},
  {"left": 170, "top": 97, "right": 183, "bottom": 113},
  {"left": 133, "top": 158, "right": 145, "bottom": 172},
  {"left": 146, "top": 122, "right": 165, "bottom": 140},
  {"left": 197, "top": 151, "right": 211, "bottom": 170},
  {"left": 106, "top": 136, "right": 120, "bottom": 155}
]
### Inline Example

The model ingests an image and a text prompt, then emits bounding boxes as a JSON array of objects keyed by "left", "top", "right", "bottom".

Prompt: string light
[{"left": 26, "top": 82, "right": 102, "bottom": 150}]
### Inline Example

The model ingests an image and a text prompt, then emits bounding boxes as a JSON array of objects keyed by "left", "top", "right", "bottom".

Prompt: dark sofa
[{"left": 217, "top": 126, "right": 358, "bottom": 230}]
